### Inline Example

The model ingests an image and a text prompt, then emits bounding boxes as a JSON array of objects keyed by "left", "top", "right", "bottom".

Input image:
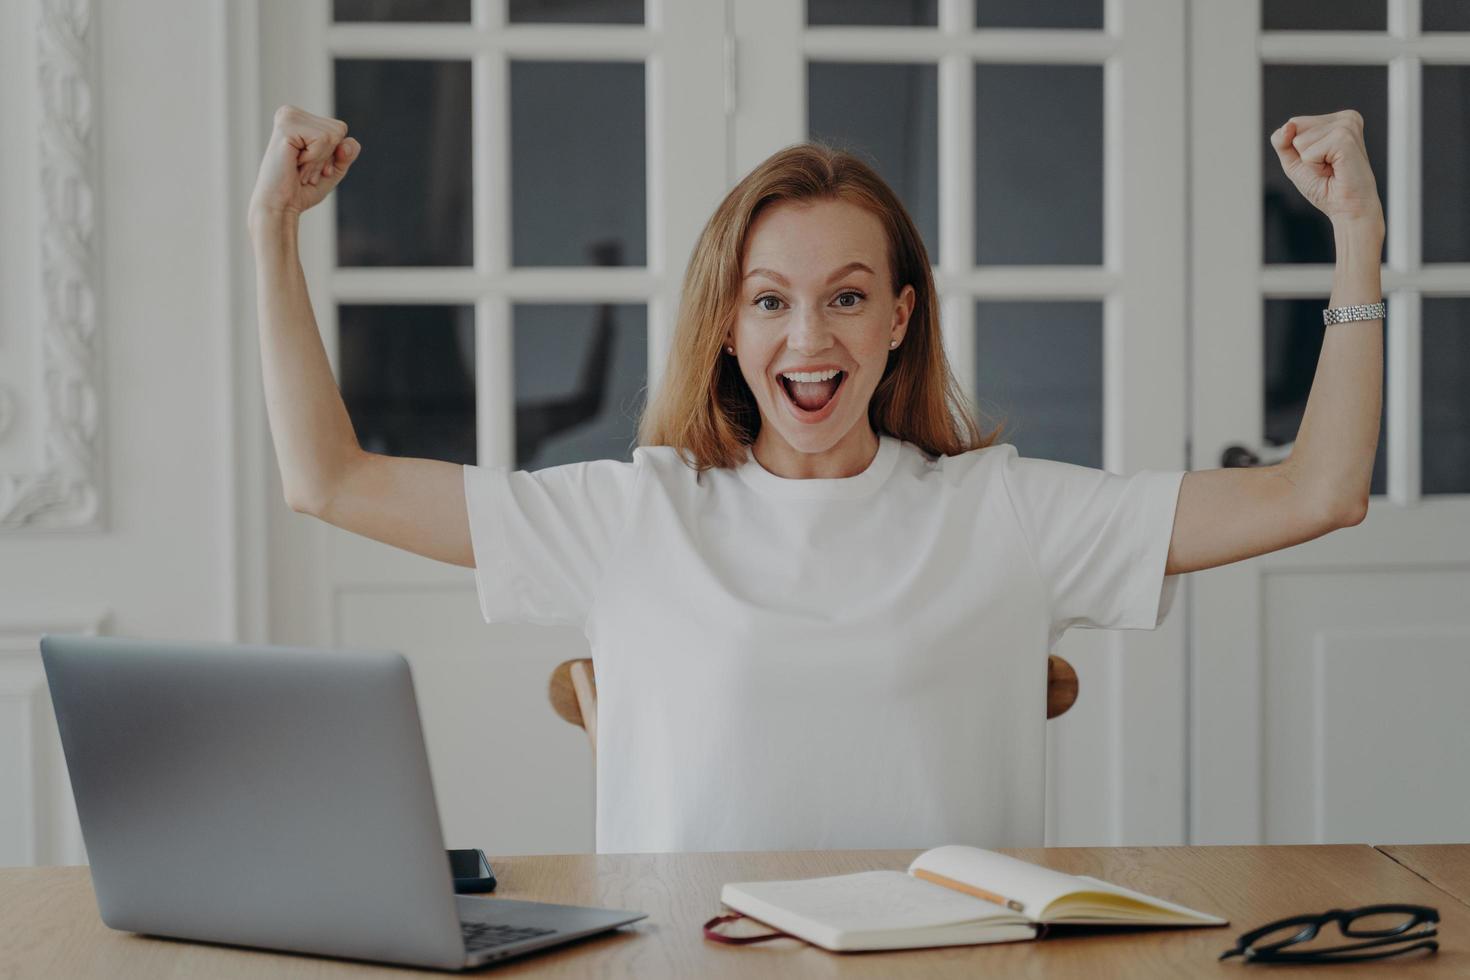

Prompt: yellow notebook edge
[
  {"left": 907, "top": 847, "right": 1229, "bottom": 927},
  {"left": 1050, "top": 876, "right": 1230, "bottom": 926}
]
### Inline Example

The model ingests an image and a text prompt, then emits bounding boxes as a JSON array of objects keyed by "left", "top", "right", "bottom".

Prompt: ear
[{"left": 893, "top": 284, "right": 916, "bottom": 337}]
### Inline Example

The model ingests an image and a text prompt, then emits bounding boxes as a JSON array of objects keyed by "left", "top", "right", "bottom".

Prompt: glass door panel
[
  {"left": 975, "top": 63, "right": 1103, "bottom": 266},
  {"left": 1422, "top": 66, "right": 1470, "bottom": 263},
  {"left": 338, "top": 304, "right": 477, "bottom": 463},
  {"left": 512, "top": 303, "right": 648, "bottom": 468},
  {"left": 974, "top": 301, "right": 1103, "bottom": 468},
  {"left": 1423, "top": 0, "right": 1470, "bottom": 32},
  {"left": 976, "top": 0, "right": 1102, "bottom": 30},
  {"left": 333, "top": 0, "right": 471, "bottom": 23},
  {"left": 1261, "top": 0, "right": 1386, "bottom": 32},
  {"left": 334, "top": 58, "right": 473, "bottom": 267},
  {"left": 510, "top": 60, "right": 647, "bottom": 267},
  {"left": 508, "top": 0, "right": 644, "bottom": 25},
  {"left": 807, "top": 0, "right": 937, "bottom": 27},
  {"left": 1421, "top": 298, "right": 1470, "bottom": 494}
]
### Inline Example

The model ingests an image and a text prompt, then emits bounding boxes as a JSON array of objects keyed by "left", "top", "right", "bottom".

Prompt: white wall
[{"left": 0, "top": 0, "right": 234, "bottom": 865}]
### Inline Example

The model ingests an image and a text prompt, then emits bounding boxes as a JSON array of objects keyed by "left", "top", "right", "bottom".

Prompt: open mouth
[{"left": 779, "top": 371, "right": 846, "bottom": 419}]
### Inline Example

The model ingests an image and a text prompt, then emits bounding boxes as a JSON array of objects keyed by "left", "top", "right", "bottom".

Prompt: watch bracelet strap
[{"left": 1323, "top": 300, "right": 1386, "bottom": 325}]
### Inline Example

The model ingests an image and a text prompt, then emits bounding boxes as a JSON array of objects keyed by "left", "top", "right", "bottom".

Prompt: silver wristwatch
[{"left": 1322, "top": 300, "right": 1386, "bottom": 325}]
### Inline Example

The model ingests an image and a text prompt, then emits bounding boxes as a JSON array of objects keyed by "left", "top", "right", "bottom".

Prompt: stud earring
[
  {"left": 889, "top": 340, "right": 899, "bottom": 349},
  {"left": 725, "top": 345, "right": 735, "bottom": 355}
]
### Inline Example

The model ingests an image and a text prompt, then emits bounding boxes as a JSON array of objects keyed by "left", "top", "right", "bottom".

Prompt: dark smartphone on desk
[{"left": 448, "top": 848, "right": 497, "bottom": 893}]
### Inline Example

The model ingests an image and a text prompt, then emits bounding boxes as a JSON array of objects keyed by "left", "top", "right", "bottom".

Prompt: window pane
[
  {"left": 808, "top": 62, "right": 939, "bottom": 263},
  {"left": 975, "top": 64, "right": 1102, "bottom": 265},
  {"left": 1264, "top": 299, "right": 1386, "bottom": 495},
  {"left": 333, "top": 0, "right": 470, "bottom": 22},
  {"left": 334, "top": 59, "right": 472, "bottom": 267},
  {"left": 1263, "top": 66, "right": 1387, "bottom": 265},
  {"left": 336, "top": 0, "right": 467, "bottom": 21},
  {"left": 508, "top": 0, "right": 643, "bottom": 24},
  {"left": 338, "top": 305, "right": 476, "bottom": 464},
  {"left": 1422, "top": 298, "right": 1470, "bottom": 494},
  {"left": 1423, "top": 67, "right": 1470, "bottom": 263},
  {"left": 1423, "top": 0, "right": 1470, "bottom": 31},
  {"left": 974, "top": 301, "right": 1102, "bottom": 469},
  {"left": 513, "top": 303, "right": 647, "bottom": 468},
  {"left": 1262, "top": 0, "right": 1385, "bottom": 31},
  {"left": 511, "top": 61, "right": 645, "bottom": 267},
  {"left": 808, "top": 0, "right": 937, "bottom": 27},
  {"left": 976, "top": 1, "right": 1102, "bottom": 30}
]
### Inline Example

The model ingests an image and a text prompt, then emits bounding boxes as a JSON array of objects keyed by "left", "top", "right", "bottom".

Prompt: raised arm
[
  {"left": 1165, "top": 110, "right": 1383, "bottom": 576},
  {"left": 248, "top": 105, "right": 473, "bottom": 568}
]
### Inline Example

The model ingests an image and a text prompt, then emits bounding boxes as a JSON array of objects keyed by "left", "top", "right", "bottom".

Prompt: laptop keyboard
[{"left": 461, "top": 920, "right": 558, "bottom": 953}]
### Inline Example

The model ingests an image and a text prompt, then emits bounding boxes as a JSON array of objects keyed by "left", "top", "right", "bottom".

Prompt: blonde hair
[{"left": 637, "top": 141, "right": 1001, "bottom": 471}]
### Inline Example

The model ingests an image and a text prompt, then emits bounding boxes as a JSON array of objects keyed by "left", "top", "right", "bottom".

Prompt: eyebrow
[{"left": 742, "top": 262, "right": 876, "bottom": 286}]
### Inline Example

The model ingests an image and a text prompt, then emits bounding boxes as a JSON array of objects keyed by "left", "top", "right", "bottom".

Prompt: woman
[{"left": 248, "top": 107, "right": 1384, "bottom": 854}]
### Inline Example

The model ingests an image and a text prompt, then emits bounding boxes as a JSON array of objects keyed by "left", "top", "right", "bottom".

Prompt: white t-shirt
[{"left": 463, "top": 434, "right": 1184, "bottom": 854}]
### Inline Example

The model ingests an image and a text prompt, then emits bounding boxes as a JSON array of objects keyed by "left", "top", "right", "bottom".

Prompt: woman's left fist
[{"left": 1269, "top": 110, "right": 1385, "bottom": 229}]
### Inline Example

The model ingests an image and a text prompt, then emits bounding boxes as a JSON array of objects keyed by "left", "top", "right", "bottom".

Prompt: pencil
[{"left": 913, "top": 868, "right": 1027, "bottom": 914}]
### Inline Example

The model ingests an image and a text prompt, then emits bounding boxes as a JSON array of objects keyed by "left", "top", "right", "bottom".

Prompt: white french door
[
  {"left": 1190, "top": 0, "right": 1470, "bottom": 844},
  {"left": 254, "top": 0, "right": 727, "bottom": 854},
  {"left": 728, "top": 0, "right": 1191, "bottom": 844}
]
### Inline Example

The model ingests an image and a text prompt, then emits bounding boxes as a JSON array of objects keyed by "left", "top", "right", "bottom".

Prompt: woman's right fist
[{"left": 248, "top": 105, "right": 361, "bottom": 225}]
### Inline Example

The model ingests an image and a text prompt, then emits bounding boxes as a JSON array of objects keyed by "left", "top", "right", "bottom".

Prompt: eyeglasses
[{"left": 1219, "top": 905, "right": 1439, "bottom": 964}]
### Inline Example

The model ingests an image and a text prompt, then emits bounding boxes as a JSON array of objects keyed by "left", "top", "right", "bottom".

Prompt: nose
[{"left": 786, "top": 303, "right": 834, "bottom": 356}]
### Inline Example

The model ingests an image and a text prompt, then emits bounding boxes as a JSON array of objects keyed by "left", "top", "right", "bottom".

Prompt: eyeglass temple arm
[{"left": 1221, "top": 927, "right": 1439, "bottom": 962}]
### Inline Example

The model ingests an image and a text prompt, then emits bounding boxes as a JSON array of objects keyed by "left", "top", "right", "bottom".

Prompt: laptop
[{"left": 39, "top": 633, "right": 646, "bottom": 970}]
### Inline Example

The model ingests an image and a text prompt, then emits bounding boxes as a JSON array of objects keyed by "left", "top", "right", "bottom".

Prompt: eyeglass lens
[
  {"left": 1248, "top": 917, "right": 1325, "bottom": 953},
  {"left": 1343, "top": 909, "right": 1421, "bottom": 937}
]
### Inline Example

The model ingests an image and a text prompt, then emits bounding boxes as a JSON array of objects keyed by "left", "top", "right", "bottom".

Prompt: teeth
[{"left": 781, "top": 369, "right": 842, "bottom": 383}]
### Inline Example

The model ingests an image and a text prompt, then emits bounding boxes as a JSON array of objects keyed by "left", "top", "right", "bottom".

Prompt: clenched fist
[
  {"left": 248, "top": 104, "right": 361, "bottom": 225},
  {"left": 1269, "top": 110, "right": 1384, "bottom": 229}
]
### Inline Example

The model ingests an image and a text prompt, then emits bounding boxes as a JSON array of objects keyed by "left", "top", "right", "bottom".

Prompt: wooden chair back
[{"left": 549, "top": 655, "right": 1080, "bottom": 757}]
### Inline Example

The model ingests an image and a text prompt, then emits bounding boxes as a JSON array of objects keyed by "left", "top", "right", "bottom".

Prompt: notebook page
[
  {"left": 908, "top": 846, "right": 1091, "bottom": 917},
  {"left": 1057, "top": 875, "right": 1227, "bottom": 924},
  {"left": 721, "top": 870, "right": 1028, "bottom": 934}
]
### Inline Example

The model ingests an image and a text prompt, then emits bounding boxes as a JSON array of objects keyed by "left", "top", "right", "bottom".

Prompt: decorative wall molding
[{"left": 0, "top": 0, "right": 103, "bottom": 531}]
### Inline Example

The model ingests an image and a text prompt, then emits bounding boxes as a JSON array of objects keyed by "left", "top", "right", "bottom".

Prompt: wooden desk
[
  {"left": 2, "top": 845, "right": 1466, "bottom": 978},
  {"left": 1379, "top": 844, "right": 1470, "bottom": 909}
]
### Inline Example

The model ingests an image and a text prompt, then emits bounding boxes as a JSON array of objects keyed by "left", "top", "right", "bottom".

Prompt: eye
[
  {"left": 755, "top": 295, "right": 783, "bottom": 312},
  {"left": 835, "top": 290, "right": 865, "bottom": 308}
]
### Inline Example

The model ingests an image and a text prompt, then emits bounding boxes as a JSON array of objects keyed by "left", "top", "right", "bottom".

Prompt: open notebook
[{"left": 717, "top": 845, "right": 1229, "bottom": 952}]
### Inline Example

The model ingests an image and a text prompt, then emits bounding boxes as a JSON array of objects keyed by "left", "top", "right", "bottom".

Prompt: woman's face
[{"left": 727, "top": 198, "right": 914, "bottom": 477}]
